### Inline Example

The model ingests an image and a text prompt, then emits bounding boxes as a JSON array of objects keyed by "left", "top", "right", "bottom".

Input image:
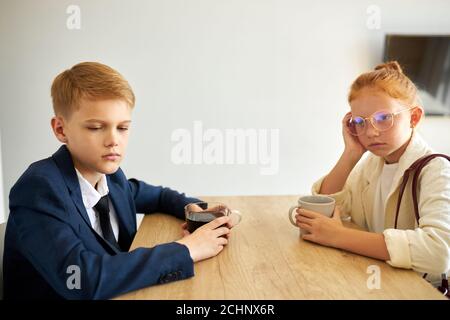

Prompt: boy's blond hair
[{"left": 51, "top": 62, "right": 135, "bottom": 119}]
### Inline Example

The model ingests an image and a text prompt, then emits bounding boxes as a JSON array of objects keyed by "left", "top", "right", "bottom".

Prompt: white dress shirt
[{"left": 75, "top": 169, "right": 119, "bottom": 241}]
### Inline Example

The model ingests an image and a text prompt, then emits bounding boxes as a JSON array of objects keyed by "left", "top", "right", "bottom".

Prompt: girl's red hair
[{"left": 348, "top": 61, "right": 419, "bottom": 106}]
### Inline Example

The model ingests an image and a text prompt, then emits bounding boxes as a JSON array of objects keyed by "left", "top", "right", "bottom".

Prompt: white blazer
[{"left": 312, "top": 132, "right": 450, "bottom": 282}]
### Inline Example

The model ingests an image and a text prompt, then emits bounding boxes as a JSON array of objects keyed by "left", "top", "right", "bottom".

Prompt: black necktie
[{"left": 94, "top": 195, "right": 121, "bottom": 251}]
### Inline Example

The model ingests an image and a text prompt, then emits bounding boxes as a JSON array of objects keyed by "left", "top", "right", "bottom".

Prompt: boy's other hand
[
  {"left": 181, "top": 219, "right": 231, "bottom": 237},
  {"left": 176, "top": 216, "right": 231, "bottom": 262},
  {"left": 181, "top": 222, "right": 190, "bottom": 237}
]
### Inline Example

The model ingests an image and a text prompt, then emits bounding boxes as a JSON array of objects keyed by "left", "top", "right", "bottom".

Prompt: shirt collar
[{"left": 75, "top": 169, "right": 109, "bottom": 209}]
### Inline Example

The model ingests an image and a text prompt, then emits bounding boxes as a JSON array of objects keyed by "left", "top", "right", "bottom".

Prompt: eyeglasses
[{"left": 347, "top": 107, "right": 415, "bottom": 136}]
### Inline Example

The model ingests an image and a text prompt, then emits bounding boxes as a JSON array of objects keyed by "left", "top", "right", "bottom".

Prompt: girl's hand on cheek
[{"left": 342, "top": 112, "right": 367, "bottom": 160}]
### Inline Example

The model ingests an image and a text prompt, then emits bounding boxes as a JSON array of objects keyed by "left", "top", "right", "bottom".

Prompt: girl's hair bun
[
  {"left": 374, "top": 60, "right": 403, "bottom": 74},
  {"left": 348, "top": 60, "right": 418, "bottom": 104}
]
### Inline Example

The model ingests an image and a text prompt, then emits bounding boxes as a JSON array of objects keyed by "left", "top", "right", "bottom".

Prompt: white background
[
  {"left": 1, "top": 0, "right": 450, "bottom": 299},
  {"left": 1, "top": 0, "right": 450, "bottom": 218},
  {"left": 0, "top": 131, "right": 4, "bottom": 224}
]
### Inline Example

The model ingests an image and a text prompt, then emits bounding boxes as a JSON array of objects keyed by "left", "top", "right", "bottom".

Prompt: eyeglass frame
[{"left": 347, "top": 106, "right": 416, "bottom": 136}]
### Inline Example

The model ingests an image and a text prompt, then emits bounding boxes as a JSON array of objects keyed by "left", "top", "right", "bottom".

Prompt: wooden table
[{"left": 116, "top": 195, "right": 445, "bottom": 300}]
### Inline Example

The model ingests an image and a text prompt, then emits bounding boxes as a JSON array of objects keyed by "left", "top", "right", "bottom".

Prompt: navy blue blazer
[{"left": 3, "top": 145, "right": 199, "bottom": 300}]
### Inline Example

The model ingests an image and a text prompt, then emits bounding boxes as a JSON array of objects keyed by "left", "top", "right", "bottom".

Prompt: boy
[{"left": 3, "top": 62, "right": 231, "bottom": 299}]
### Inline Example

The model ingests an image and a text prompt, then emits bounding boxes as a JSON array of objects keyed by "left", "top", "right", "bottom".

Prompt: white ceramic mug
[{"left": 288, "top": 195, "right": 336, "bottom": 233}]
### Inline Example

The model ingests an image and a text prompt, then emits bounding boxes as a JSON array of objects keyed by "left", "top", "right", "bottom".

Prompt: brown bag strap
[
  {"left": 394, "top": 153, "right": 450, "bottom": 228},
  {"left": 394, "top": 153, "right": 450, "bottom": 298}
]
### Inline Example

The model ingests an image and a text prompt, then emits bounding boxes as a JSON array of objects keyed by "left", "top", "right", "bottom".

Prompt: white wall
[
  {"left": 0, "top": 130, "right": 4, "bottom": 222},
  {"left": 1, "top": 0, "right": 450, "bottom": 221},
  {"left": 0, "top": 131, "right": 4, "bottom": 298},
  {"left": 0, "top": 222, "right": 4, "bottom": 299}
]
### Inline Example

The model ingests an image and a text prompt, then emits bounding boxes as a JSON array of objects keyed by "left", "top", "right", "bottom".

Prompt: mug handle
[
  {"left": 288, "top": 205, "right": 301, "bottom": 226},
  {"left": 230, "top": 209, "right": 242, "bottom": 227}
]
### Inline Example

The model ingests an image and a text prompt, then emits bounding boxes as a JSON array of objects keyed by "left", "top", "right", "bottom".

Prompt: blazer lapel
[
  {"left": 361, "top": 155, "right": 383, "bottom": 231},
  {"left": 384, "top": 132, "right": 432, "bottom": 228},
  {"left": 52, "top": 145, "right": 122, "bottom": 254},
  {"left": 52, "top": 145, "right": 92, "bottom": 228},
  {"left": 388, "top": 133, "right": 431, "bottom": 197}
]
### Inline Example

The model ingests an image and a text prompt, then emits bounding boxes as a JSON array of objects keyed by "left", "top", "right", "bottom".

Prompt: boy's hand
[
  {"left": 181, "top": 219, "right": 231, "bottom": 237},
  {"left": 176, "top": 216, "right": 231, "bottom": 262},
  {"left": 181, "top": 222, "right": 190, "bottom": 237},
  {"left": 295, "top": 206, "right": 346, "bottom": 248},
  {"left": 342, "top": 112, "right": 367, "bottom": 160},
  {"left": 182, "top": 203, "right": 235, "bottom": 235}
]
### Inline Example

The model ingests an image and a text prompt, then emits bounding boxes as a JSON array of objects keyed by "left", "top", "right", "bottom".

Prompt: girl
[{"left": 295, "top": 61, "right": 450, "bottom": 289}]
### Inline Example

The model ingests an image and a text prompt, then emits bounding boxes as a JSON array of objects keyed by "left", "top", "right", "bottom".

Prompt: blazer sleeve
[
  {"left": 383, "top": 157, "right": 450, "bottom": 274},
  {"left": 127, "top": 178, "right": 200, "bottom": 219},
  {"left": 8, "top": 174, "right": 195, "bottom": 299}
]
